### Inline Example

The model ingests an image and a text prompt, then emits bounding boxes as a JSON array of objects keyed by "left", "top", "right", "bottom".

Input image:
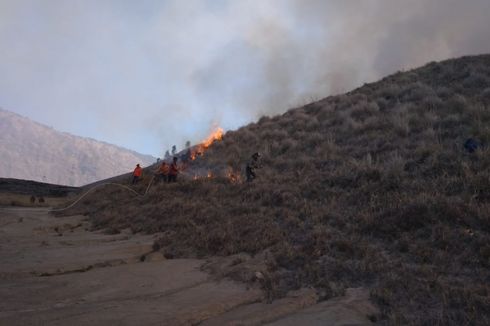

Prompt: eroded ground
[{"left": 0, "top": 207, "right": 377, "bottom": 325}]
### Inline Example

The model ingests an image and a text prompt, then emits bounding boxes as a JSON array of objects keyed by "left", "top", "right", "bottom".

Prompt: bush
[
  {"left": 446, "top": 94, "right": 468, "bottom": 115},
  {"left": 462, "top": 72, "right": 490, "bottom": 90},
  {"left": 401, "top": 82, "right": 435, "bottom": 102}
]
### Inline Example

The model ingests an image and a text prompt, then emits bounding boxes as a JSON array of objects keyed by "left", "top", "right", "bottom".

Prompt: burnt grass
[{"left": 61, "top": 55, "right": 490, "bottom": 325}]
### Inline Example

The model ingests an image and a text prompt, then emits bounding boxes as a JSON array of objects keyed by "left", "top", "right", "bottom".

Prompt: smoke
[
  {"left": 0, "top": 0, "right": 489, "bottom": 156},
  {"left": 172, "top": 0, "right": 490, "bottom": 136}
]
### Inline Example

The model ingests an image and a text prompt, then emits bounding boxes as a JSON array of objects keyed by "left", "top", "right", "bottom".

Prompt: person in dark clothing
[
  {"left": 168, "top": 157, "right": 179, "bottom": 182},
  {"left": 246, "top": 152, "right": 261, "bottom": 182},
  {"left": 464, "top": 138, "right": 482, "bottom": 153}
]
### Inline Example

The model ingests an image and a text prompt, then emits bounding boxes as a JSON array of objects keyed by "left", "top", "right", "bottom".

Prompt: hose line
[{"left": 49, "top": 176, "right": 155, "bottom": 213}]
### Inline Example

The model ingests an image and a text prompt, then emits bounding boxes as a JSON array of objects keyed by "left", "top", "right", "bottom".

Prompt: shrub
[
  {"left": 446, "top": 94, "right": 468, "bottom": 115},
  {"left": 376, "top": 84, "right": 401, "bottom": 100},
  {"left": 401, "top": 81, "right": 435, "bottom": 102},
  {"left": 462, "top": 71, "right": 490, "bottom": 90},
  {"left": 421, "top": 95, "right": 443, "bottom": 112},
  {"left": 350, "top": 101, "right": 379, "bottom": 122},
  {"left": 435, "top": 86, "right": 452, "bottom": 99},
  {"left": 480, "top": 87, "right": 490, "bottom": 104}
]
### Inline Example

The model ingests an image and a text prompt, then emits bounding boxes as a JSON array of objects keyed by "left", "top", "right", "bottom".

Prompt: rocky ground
[{"left": 0, "top": 206, "right": 377, "bottom": 325}]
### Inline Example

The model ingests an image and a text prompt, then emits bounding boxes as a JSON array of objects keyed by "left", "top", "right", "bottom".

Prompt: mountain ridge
[{"left": 0, "top": 108, "right": 155, "bottom": 186}]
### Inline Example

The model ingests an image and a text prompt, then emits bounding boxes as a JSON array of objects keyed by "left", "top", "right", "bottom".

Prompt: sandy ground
[{"left": 0, "top": 207, "right": 378, "bottom": 325}]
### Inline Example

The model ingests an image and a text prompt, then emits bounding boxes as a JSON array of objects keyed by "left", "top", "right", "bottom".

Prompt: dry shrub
[
  {"left": 260, "top": 128, "right": 289, "bottom": 141},
  {"left": 350, "top": 101, "right": 379, "bottom": 122},
  {"left": 401, "top": 81, "right": 436, "bottom": 102},
  {"left": 390, "top": 109, "right": 410, "bottom": 137},
  {"left": 481, "top": 87, "right": 490, "bottom": 104},
  {"left": 376, "top": 84, "right": 402, "bottom": 101},
  {"left": 446, "top": 94, "right": 468, "bottom": 115},
  {"left": 289, "top": 111, "right": 311, "bottom": 131},
  {"left": 316, "top": 103, "right": 335, "bottom": 121},
  {"left": 462, "top": 71, "right": 490, "bottom": 90}
]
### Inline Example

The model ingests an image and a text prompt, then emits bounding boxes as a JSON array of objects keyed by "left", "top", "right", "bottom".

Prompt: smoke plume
[{"left": 0, "top": 0, "right": 489, "bottom": 156}]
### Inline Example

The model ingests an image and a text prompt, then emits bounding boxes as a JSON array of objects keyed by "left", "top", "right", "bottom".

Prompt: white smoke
[{"left": 0, "top": 0, "right": 489, "bottom": 156}]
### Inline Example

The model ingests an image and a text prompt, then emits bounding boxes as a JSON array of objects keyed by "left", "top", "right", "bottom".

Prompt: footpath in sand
[{"left": 0, "top": 207, "right": 378, "bottom": 325}]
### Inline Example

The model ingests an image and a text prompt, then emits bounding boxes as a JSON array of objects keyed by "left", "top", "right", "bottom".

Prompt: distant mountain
[{"left": 0, "top": 108, "right": 155, "bottom": 186}]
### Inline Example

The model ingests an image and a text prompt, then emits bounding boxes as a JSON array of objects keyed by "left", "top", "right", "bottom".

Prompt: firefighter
[
  {"left": 246, "top": 152, "right": 261, "bottom": 182},
  {"left": 155, "top": 161, "right": 170, "bottom": 183},
  {"left": 132, "top": 164, "right": 142, "bottom": 184},
  {"left": 168, "top": 157, "right": 179, "bottom": 183}
]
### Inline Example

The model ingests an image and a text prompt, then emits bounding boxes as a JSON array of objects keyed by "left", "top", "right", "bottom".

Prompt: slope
[{"left": 61, "top": 54, "right": 490, "bottom": 325}]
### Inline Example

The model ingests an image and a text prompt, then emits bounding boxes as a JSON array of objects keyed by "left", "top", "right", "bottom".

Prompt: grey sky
[{"left": 1, "top": 0, "right": 489, "bottom": 156}]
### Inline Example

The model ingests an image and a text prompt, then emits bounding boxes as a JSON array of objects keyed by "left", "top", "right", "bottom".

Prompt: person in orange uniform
[
  {"left": 155, "top": 161, "right": 170, "bottom": 183},
  {"left": 132, "top": 164, "right": 142, "bottom": 184},
  {"left": 168, "top": 157, "right": 179, "bottom": 183}
]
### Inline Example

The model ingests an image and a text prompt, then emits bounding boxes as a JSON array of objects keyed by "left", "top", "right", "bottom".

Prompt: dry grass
[{"left": 61, "top": 54, "right": 490, "bottom": 325}]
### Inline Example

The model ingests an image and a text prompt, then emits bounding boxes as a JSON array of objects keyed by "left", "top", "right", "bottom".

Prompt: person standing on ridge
[
  {"left": 246, "top": 152, "right": 261, "bottom": 182},
  {"left": 132, "top": 164, "right": 142, "bottom": 184},
  {"left": 168, "top": 157, "right": 179, "bottom": 183}
]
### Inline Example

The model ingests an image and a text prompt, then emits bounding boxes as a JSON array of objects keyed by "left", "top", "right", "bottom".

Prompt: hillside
[
  {"left": 0, "top": 178, "right": 79, "bottom": 197},
  {"left": 0, "top": 108, "right": 155, "bottom": 186},
  {"left": 61, "top": 54, "right": 490, "bottom": 325}
]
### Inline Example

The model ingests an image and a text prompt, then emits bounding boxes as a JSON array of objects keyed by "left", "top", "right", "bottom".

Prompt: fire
[
  {"left": 202, "top": 127, "right": 224, "bottom": 149},
  {"left": 190, "top": 167, "right": 241, "bottom": 183},
  {"left": 191, "top": 170, "right": 214, "bottom": 180},
  {"left": 184, "top": 127, "right": 243, "bottom": 184},
  {"left": 191, "top": 127, "right": 224, "bottom": 160},
  {"left": 226, "top": 167, "right": 242, "bottom": 184}
]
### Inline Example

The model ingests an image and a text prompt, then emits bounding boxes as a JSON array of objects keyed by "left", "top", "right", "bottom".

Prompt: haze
[{"left": 1, "top": 0, "right": 489, "bottom": 157}]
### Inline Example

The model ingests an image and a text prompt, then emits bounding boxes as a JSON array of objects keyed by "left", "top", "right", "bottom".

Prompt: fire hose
[
  {"left": 49, "top": 168, "right": 200, "bottom": 213},
  {"left": 49, "top": 176, "right": 155, "bottom": 213},
  {"left": 9, "top": 165, "right": 225, "bottom": 214}
]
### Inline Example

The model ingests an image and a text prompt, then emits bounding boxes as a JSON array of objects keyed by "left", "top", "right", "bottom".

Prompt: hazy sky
[{"left": 1, "top": 0, "right": 490, "bottom": 156}]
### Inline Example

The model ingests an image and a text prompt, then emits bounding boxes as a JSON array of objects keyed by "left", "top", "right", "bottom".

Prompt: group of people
[
  {"left": 131, "top": 152, "right": 262, "bottom": 185},
  {"left": 130, "top": 134, "right": 483, "bottom": 186},
  {"left": 155, "top": 157, "right": 180, "bottom": 183},
  {"left": 131, "top": 156, "right": 179, "bottom": 185}
]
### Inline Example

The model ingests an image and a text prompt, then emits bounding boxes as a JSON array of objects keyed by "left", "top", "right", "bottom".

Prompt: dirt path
[{"left": 0, "top": 208, "right": 378, "bottom": 325}]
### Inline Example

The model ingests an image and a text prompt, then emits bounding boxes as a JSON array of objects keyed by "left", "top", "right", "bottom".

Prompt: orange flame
[
  {"left": 191, "top": 127, "right": 224, "bottom": 160},
  {"left": 202, "top": 127, "right": 224, "bottom": 149},
  {"left": 191, "top": 170, "right": 214, "bottom": 180},
  {"left": 191, "top": 167, "right": 241, "bottom": 183},
  {"left": 226, "top": 167, "right": 242, "bottom": 184}
]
